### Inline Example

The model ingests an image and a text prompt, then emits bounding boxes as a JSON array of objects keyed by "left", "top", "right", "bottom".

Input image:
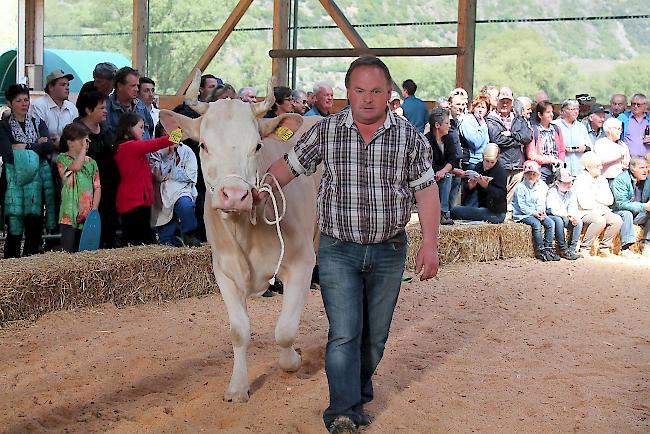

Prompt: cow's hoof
[
  {"left": 223, "top": 389, "right": 250, "bottom": 403},
  {"left": 279, "top": 348, "right": 301, "bottom": 372}
]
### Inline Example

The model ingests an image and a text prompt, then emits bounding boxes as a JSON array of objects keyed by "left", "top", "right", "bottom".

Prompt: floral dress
[{"left": 57, "top": 154, "right": 100, "bottom": 229}]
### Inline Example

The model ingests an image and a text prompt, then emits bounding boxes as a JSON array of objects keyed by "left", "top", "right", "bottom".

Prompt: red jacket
[
  {"left": 526, "top": 123, "right": 566, "bottom": 166},
  {"left": 114, "top": 136, "right": 173, "bottom": 214}
]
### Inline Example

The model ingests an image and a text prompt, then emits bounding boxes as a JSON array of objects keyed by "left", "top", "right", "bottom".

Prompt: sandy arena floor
[{"left": 1, "top": 256, "right": 649, "bottom": 433}]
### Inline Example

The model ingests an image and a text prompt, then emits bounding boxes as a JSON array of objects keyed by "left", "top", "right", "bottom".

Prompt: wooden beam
[
  {"left": 132, "top": 0, "right": 148, "bottom": 73},
  {"left": 456, "top": 0, "right": 477, "bottom": 99},
  {"left": 272, "top": 0, "right": 290, "bottom": 86},
  {"left": 18, "top": 0, "right": 44, "bottom": 88},
  {"left": 176, "top": 0, "right": 254, "bottom": 96},
  {"left": 318, "top": 0, "right": 367, "bottom": 49},
  {"left": 270, "top": 47, "right": 463, "bottom": 58}
]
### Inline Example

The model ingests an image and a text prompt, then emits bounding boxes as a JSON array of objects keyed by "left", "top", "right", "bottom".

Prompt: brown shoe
[{"left": 597, "top": 247, "right": 614, "bottom": 258}]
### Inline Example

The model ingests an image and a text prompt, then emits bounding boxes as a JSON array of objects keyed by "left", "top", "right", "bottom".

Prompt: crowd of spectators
[{"left": 0, "top": 61, "right": 648, "bottom": 261}]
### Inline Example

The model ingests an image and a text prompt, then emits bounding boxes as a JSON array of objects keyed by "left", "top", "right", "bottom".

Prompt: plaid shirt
[{"left": 285, "top": 109, "right": 436, "bottom": 244}]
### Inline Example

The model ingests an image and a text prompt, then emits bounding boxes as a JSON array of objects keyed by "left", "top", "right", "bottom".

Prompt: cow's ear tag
[
  {"left": 169, "top": 128, "right": 183, "bottom": 144},
  {"left": 276, "top": 126, "right": 294, "bottom": 142}
]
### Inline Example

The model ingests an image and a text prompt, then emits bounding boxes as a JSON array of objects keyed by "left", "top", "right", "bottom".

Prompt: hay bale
[
  {"left": 0, "top": 245, "right": 215, "bottom": 323},
  {"left": 499, "top": 221, "right": 535, "bottom": 259}
]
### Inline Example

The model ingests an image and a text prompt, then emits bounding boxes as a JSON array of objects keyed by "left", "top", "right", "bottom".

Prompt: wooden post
[
  {"left": 176, "top": 0, "right": 255, "bottom": 96},
  {"left": 456, "top": 0, "right": 477, "bottom": 99},
  {"left": 132, "top": 0, "right": 149, "bottom": 73},
  {"left": 272, "top": 0, "right": 290, "bottom": 86},
  {"left": 17, "top": 0, "right": 44, "bottom": 88}
]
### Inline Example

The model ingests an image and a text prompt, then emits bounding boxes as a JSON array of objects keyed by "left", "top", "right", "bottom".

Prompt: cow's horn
[
  {"left": 252, "top": 79, "right": 275, "bottom": 117},
  {"left": 185, "top": 68, "right": 209, "bottom": 115}
]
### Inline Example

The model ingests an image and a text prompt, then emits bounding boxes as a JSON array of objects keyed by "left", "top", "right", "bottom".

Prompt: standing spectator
[
  {"left": 425, "top": 108, "right": 459, "bottom": 225},
  {"left": 199, "top": 74, "right": 223, "bottom": 102},
  {"left": 552, "top": 99, "right": 590, "bottom": 176},
  {"left": 611, "top": 156, "right": 650, "bottom": 257},
  {"left": 388, "top": 91, "right": 404, "bottom": 118},
  {"left": 479, "top": 85, "right": 499, "bottom": 113},
  {"left": 75, "top": 90, "right": 121, "bottom": 248},
  {"left": 106, "top": 67, "right": 154, "bottom": 140},
  {"left": 400, "top": 79, "right": 429, "bottom": 133},
  {"left": 113, "top": 113, "right": 176, "bottom": 246},
  {"left": 546, "top": 168, "right": 582, "bottom": 260},
  {"left": 78, "top": 62, "right": 117, "bottom": 99},
  {"left": 609, "top": 93, "right": 627, "bottom": 119},
  {"left": 0, "top": 84, "right": 56, "bottom": 258},
  {"left": 451, "top": 143, "right": 507, "bottom": 223},
  {"left": 459, "top": 94, "right": 490, "bottom": 206},
  {"left": 138, "top": 77, "right": 159, "bottom": 127},
  {"left": 264, "top": 87, "right": 294, "bottom": 118},
  {"left": 527, "top": 101, "right": 565, "bottom": 185},
  {"left": 56, "top": 123, "right": 101, "bottom": 253},
  {"left": 512, "top": 160, "right": 558, "bottom": 261},
  {"left": 208, "top": 84, "right": 236, "bottom": 101},
  {"left": 291, "top": 90, "right": 309, "bottom": 115},
  {"left": 592, "top": 117, "right": 630, "bottom": 183},
  {"left": 30, "top": 69, "right": 78, "bottom": 149},
  {"left": 582, "top": 103, "right": 606, "bottom": 145},
  {"left": 575, "top": 94, "right": 595, "bottom": 121},
  {"left": 618, "top": 93, "right": 650, "bottom": 157},
  {"left": 304, "top": 82, "right": 333, "bottom": 117},
  {"left": 572, "top": 152, "right": 622, "bottom": 257},
  {"left": 238, "top": 86, "right": 257, "bottom": 103},
  {"left": 535, "top": 90, "right": 550, "bottom": 105}
]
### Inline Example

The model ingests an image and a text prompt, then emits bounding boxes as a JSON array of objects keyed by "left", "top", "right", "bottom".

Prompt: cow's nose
[{"left": 220, "top": 187, "right": 250, "bottom": 209}]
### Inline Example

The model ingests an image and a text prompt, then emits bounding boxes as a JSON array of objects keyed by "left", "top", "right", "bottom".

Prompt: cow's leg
[
  {"left": 215, "top": 268, "right": 252, "bottom": 402},
  {"left": 275, "top": 254, "right": 313, "bottom": 372}
]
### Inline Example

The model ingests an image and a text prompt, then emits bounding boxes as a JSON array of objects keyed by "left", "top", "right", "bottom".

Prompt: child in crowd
[
  {"left": 512, "top": 160, "right": 559, "bottom": 261},
  {"left": 546, "top": 168, "right": 582, "bottom": 260},
  {"left": 113, "top": 113, "right": 177, "bottom": 246},
  {"left": 150, "top": 124, "right": 201, "bottom": 247},
  {"left": 57, "top": 123, "right": 101, "bottom": 252}
]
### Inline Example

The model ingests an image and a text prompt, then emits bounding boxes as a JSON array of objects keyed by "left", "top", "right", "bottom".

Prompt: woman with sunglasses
[
  {"left": 56, "top": 122, "right": 101, "bottom": 252},
  {"left": 264, "top": 86, "right": 294, "bottom": 118},
  {"left": 0, "top": 84, "right": 56, "bottom": 258}
]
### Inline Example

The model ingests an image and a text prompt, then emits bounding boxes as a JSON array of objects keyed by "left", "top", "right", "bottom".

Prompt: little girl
[
  {"left": 57, "top": 123, "right": 101, "bottom": 252},
  {"left": 113, "top": 112, "right": 176, "bottom": 246}
]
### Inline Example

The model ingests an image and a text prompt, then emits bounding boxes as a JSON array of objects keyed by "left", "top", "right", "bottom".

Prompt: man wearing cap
[
  {"left": 79, "top": 62, "right": 117, "bottom": 99},
  {"left": 30, "top": 69, "right": 79, "bottom": 149},
  {"left": 388, "top": 91, "right": 404, "bottom": 118},
  {"left": 575, "top": 94, "right": 594, "bottom": 121},
  {"left": 552, "top": 99, "right": 591, "bottom": 177},
  {"left": 582, "top": 104, "right": 606, "bottom": 145},
  {"left": 400, "top": 79, "right": 429, "bottom": 133},
  {"left": 106, "top": 67, "right": 154, "bottom": 140}
]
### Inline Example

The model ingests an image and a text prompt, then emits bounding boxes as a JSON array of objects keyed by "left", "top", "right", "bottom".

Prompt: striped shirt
[{"left": 286, "top": 108, "right": 436, "bottom": 244}]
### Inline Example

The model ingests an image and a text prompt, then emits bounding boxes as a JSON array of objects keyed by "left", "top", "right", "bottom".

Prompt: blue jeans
[
  {"left": 450, "top": 206, "right": 505, "bottom": 224},
  {"left": 520, "top": 216, "right": 555, "bottom": 250},
  {"left": 548, "top": 215, "right": 583, "bottom": 251},
  {"left": 449, "top": 174, "right": 462, "bottom": 210},
  {"left": 318, "top": 232, "right": 407, "bottom": 428},
  {"left": 634, "top": 210, "right": 650, "bottom": 243},
  {"left": 438, "top": 173, "right": 452, "bottom": 214},
  {"left": 614, "top": 210, "right": 635, "bottom": 246},
  {"left": 157, "top": 196, "right": 198, "bottom": 245}
]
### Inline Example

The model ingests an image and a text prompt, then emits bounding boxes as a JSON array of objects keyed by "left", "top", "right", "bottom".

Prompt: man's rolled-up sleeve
[
  {"left": 285, "top": 123, "right": 323, "bottom": 177},
  {"left": 408, "top": 133, "right": 436, "bottom": 191}
]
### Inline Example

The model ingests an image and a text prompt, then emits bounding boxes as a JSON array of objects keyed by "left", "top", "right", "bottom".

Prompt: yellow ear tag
[
  {"left": 169, "top": 127, "right": 183, "bottom": 144},
  {"left": 276, "top": 126, "right": 294, "bottom": 142}
]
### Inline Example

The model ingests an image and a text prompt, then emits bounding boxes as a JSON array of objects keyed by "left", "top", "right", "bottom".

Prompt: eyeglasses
[
  {"left": 631, "top": 102, "right": 646, "bottom": 107},
  {"left": 85, "top": 138, "right": 91, "bottom": 144}
]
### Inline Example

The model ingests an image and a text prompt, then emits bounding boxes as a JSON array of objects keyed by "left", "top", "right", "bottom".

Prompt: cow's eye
[{"left": 255, "top": 143, "right": 262, "bottom": 152}]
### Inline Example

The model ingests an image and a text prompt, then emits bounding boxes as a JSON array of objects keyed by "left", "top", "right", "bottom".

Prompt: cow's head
[{"left": 159, "top": 69, "right": 301, "bottom": 215}]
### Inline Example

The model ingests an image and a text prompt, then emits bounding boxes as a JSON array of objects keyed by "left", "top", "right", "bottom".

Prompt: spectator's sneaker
[
  {"left": 534, "top": 249, "right": 548, "bottom": 261},
  {"left": 559, "top": 250, "right": 579, "bottom": 260},
  {"left": 180, "top": 232, "right": 203, "bottom": 247},
  {"left": 544, "top": 247, "right": 561, "bottom": 261},
  {"left": 578, "top": 247, "right": 591, "bottom": 257},
  {"left": 619, "top": 248, "right": 641, "bottom": 259},
  {"left": 597, "top": 248, "right": 614, "bottom": 258},
  {"left": 441, "top": 213, "right": 454, "bottom": 225},
  {"left": 328, "top": 416, "right": 359, "bottom": 434}
]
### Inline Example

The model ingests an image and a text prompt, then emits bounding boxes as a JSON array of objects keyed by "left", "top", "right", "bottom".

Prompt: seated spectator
[
  {"left": 425, "top": 108, "right": 459, "bottom": 225},
  {"left": 113, "top": 112, "right": 176, "bottom": 246},
  {"left": 389, "top": 91, "right": 404, "bottom": 118},
  {"left": 618, "top": 93, "right": 650, "bottom": 157},
  {"left": 150, "top": 124, "right": 201, "bottom": 247},
  {"left": 400, "top": 79, "right": 429, "bottom": 133},
  {"left": 0, "top": 84, "right": 56, "bottom": 258},
  {"left": 553, "top": 99, "right": 590, "bottom": 176},
  {"left": 138, "top": 77, "right": 159, "bottom": 127},
  {"left": 546, "top": 168, "right": 582, "bottom": 260},
  {"left": 459, "top": 94, "right": 490, "bottom": 206},
  {"left": 608, "top": 93, "right": 627, "bottom": 119},
  {"left": 572, "top": 152, "right": 622, "bottom": 257},
  {"left": 79, "top": 62, "right": 117, "bottom": 99},
  {"left": 611, "top": 156, "right": 650, "bottom": 257},
  {"left": 479, "top": 85, "right": 499, "bottom": 114},
  {"left": 527, "top": 100, "right": 565, "bottom": 185},
  {"left": 582, "top": 103, "right": 606, "bottom": 145},
  {"left": 512, "top": 160, "right": 559, "bottom": 261},
  {"left": 56, "top": 123, "right": 101, "bottom": 253},
  {"left": 75, "top": 91, "right": 121, "bottom": 248},
  {"left": 208, "top": 83, "right": 237, "bottom": 101},
  {"left": 238, "top": 86, "right": 257, "bottom": 103},
  {"left": 451, "top": 143, "right": 506, "bottom": 223},
  {"left": 264, "top": 86, "right": 294, "bottom": 118},
  {"left": 291, "top": 90, "right": 309, "bottom": 115},
  {"left": 592, "top": 117, "right": 630, "bottom": 183},
  {"left": 575, "top": 93, "right": 595, "bottom": 121},
  {"left": 305, "top": 82, "right": 333, "bottom": 117}
]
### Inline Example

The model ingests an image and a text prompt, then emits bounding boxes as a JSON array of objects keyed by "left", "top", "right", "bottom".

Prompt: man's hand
[
  {"left": 576, "top": 144, "right": 586, "bottom": 153},
  {"left": 467, "top": 177, "right": 478, "bottom": 189},
  {"left": 477, "top": 176, "right": 490, "bottom": 188},
  {"left": 37, "top": 137, "right": 48, "bottom": 144},
  {"left": 435, "top": 170, "right": 446, "bottom": 181},
  {"left": 568, "top": 215, "right": 578, "bottom": 225},
  {"left": 252, "top": 188, "right": 269, "bottom": 205},
  {"left": 415, "top": 240, "right": 439, "bottom": 281},
  {"left": 500, "top": 130, "right": 512, "bottom": 137}
]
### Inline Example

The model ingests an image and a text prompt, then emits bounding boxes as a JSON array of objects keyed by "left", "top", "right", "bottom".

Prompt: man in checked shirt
[{"left": 256, "top": 56, "right": 440, "bottom": 434}]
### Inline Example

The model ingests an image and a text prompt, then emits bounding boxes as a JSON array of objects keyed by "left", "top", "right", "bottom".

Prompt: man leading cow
[{"left": 257, "top": 56, "right": 440, "bottom": 434}]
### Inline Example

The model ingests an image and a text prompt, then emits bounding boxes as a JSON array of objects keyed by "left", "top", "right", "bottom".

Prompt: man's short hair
[
  {"left": 139, "top": 76, "right": 155, "bottom": 87},
  {"left": 313, "top": 81, "right": 332, "bottom": 95},
  {"left": 238, "top": 86, "right": 256, "bottom": 97},
  {"left": 429, "top": 107, "right": 448, "bottom": 127},
  {"left": 292, "top": 89, "right": 306, "bottom": 100},
  {"left": 560, "top": 99, "right": 579, "bottom": 112},
  {"left": 602, "top": 117, "right": 622, "bottom": 133},
  {"left": 200, "top": 74, "right": 223, "bottom": 88},
  {"left": 629, "top": 156, "right": 647, "bottom": 169},
  {"left": 93, "top": 62, "right": 117, "bottom": 80},
  {"left": 513, "top": 96, "right": 532, "bottom": 116},
  {"left": 401, "top": 79, "right": 417, "bottom": 96},
  {"left": 631, "top": 93, "right": 647, "bottom": 103},
  {"left": 114, "top": 66, "right": 139, "bottom": 87},
  {"left": 344, "top": 56, "right": 392, "bottom": 88}
]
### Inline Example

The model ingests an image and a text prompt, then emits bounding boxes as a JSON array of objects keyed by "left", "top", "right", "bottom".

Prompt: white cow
[{"left": 160, "top": 70, "right": 320, "bottom": 402}]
